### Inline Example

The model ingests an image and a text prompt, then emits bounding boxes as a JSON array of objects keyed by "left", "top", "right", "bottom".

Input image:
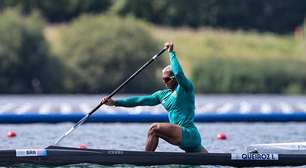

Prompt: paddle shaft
[{"left": 54, "top": 47, "right": 167, "bottom": 145}]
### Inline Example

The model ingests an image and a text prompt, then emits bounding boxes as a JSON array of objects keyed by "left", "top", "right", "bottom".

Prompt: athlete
[{"left": 102, "top": 42, "right": 208, "bottom": 153}]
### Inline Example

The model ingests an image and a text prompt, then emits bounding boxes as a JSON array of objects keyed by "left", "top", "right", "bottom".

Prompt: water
[
  {"left": 1, "top": 122, "right": 306, "bottom": 167},
  {"left": 1, "top": 95, "right": 306, "bottom": 167}
]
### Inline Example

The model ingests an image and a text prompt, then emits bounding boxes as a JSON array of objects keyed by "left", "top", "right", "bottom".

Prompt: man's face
[{"left": 162, "top": 70, "right": 176, "bottom": 90}]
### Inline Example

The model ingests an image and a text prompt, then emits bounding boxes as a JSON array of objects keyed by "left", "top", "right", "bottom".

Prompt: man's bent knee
[{"left": 148, "top": 123, "right": 160, "bottom": 136}]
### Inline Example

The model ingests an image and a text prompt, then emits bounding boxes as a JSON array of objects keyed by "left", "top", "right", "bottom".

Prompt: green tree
[
  {"left": 110, "top": 0, "right": 214, "bottom": 27},
  {"left": 110, "top": 0, "right": 306, "bottom": 34},
  {"left": 0, "top": 0, "right": 112, "bottom": 22},
  {"left": 0, "top": 9, "right": 64, "bottom": 93},
  {"left": 57, "top": 15, "right": 164, "bottom": 93}
]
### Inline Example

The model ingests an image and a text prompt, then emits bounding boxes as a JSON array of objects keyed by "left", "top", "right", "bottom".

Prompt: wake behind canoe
[{"left": 1, "top": 146, "right": 306, "bottom": 167}]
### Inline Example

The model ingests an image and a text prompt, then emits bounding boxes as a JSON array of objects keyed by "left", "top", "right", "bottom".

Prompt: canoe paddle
[{"left": 54, "top": 47, "right": 167, "bottom": 145}]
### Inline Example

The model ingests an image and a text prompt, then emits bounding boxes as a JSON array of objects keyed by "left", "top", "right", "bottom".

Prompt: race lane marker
[
  {"left": 239, "top": 101, "right": 252, "bottom": 114},
  {"left": 15, "top": 103, "right": 32, "bottom": 114},
  {"left": 60, "top": 103, "right": 72, "bottom": 114},
  {"left": 261, "top": 103, "right": 272, "bottom": 114},
  {"left": 0, "top": 103, "right": 14, "bottom": 113},
  {"left": 38, "top": 103, "right": 51, "bottom": 115},
  {"left": 279, "top": 102, "right": 293, "bottom": 114},
  {"left": 79, "top": 103, "right": 91, "bottom": 114},
  {"left": 216, "top": 103, "right": 234, "bottom": 114}
]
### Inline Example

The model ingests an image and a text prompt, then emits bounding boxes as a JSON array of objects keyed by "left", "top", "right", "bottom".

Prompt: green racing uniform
[{"left": 114, "top": 51, "right": 203, "bottom": 152}]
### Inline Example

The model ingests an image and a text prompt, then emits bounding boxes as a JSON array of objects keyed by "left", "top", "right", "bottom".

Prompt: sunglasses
[{"left": 163, "top": 76, "right": 175, "bottom": 83}]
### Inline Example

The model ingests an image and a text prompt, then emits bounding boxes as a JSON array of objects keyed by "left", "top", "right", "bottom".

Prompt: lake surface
[
  {"left": 1, "top": 122, "right": 306, "bottom": 167},
  {"left": 1, "top": 95, "right": 306, "bottom": 167}
]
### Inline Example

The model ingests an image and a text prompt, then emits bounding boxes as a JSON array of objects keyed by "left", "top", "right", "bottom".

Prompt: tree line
[
  {"left": 0, "top": 9, "right": 163, "bottom": 93},
  {"left": 1, "top": 0, "right": 306, "bottom": 33},
  {"left": 1, "top": 1, "right": 306, "bottom": 94}
]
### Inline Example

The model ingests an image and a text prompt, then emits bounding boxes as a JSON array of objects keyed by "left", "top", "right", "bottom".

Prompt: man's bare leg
[
  {"left": 145, "top": 123, "right": 159, "bottom": 151},
  {"left": 145, "top": 123, "right": 182, "bottom": 151}
]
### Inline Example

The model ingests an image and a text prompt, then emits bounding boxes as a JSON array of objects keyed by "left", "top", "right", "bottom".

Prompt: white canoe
[{"left": 248, "top": 142, "right": 306, "bottom": 154}]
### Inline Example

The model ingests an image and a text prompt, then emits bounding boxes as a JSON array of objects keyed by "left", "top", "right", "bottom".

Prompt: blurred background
[
  {"left": 1, "top": 0, "right": 306, "bottom": 95},
  {"left": 2, "top": 0, "right": 306, "bottom": 158}
]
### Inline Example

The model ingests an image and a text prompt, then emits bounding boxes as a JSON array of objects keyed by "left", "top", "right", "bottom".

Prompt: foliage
[
  {"left": 56, "top": 15, "right": 164, "bottom": 93},
  {"left": 0, "top": 9, "right": 64, "bottom": 93},
  {"left": 1, "top": 0, "right": 306, "bottom": 33},
  {"left": 0, "top": 0, "right": 112, "bottom": 22},
  {"left": 151, "top": 27, "right": 306, "bottom": 94},
  {"left": 150, "top": 27, "right": 304, "bottom": 69},
  {"left": 1, "top": 1, "right": 306, "bottom": 94},
  {"left": 111, "top": 0, "right": 306, "bottom": 34},
  {"left": 192, "top": 57, "right": 306, "bottom": 94}
]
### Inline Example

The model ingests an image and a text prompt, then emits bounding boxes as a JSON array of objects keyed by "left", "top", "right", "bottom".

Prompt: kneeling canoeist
[{"left": 102, "top": 42, "right": 208, "bottom": 153}]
